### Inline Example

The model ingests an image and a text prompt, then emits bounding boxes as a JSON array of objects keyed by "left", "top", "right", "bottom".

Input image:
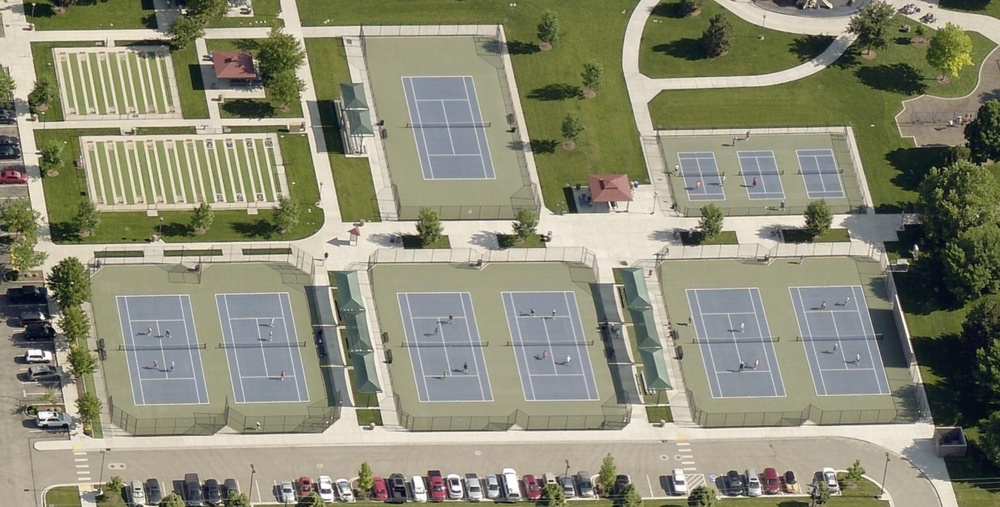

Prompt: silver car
[
  {"left": 279, "top": 481, "right": 295, "bottom": 504},
  {"left": 466, "top": 474, "right": 483, "bottom": 502},
  {"left": 575, "top": 472, "right": 594, "bottom": 498},
  {"left": 559, "top": 475, "right": 576, "bottom": 498},
  {"left": 485, "top": 475, "right": 500, "bottom": 500}
]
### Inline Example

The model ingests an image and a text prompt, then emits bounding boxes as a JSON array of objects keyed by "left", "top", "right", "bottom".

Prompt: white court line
[
  {"left": 462, "top": 293, "right": 492, "bottom": 401},
  {"left": 792, "top": 288, "right": 830, "bottom": 396},
  {"left": 278, "top": 294, "right": 306, "bottom": 401},
  {"left": 141, "top": 375, "right": 198, "bottom": 382},
  {"left": 502, "top": 292, "right": 539, "bottom": 401},
  {"left": 526, "top": 373, "right": 588, "bottom": 378},
  {"left": 116, "top": 297, "right": 143, "bottom": 407},
  {"left": 748, "top": 288, "right": 781, "bottom": 396},
  {"left": 400, "top": 294, "right": 433, "bottom": 401},
  {"left": 563, "top": 290, "right": 597, "bottom": 400},
  {"left": 462, "top": 76, "right": 491, "bottom": 179},
  {"left": 691, "top": 290, "right": 725, "bottom": 398},
  {"left": 218, "top": 295, "right": 249, "bottom": 402},
  {"left": 121, "top": 298, "right": 147, "bottom": 405}
]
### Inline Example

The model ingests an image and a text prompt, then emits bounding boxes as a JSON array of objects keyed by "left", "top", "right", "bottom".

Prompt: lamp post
[
  {"left": 249, "top": 464, "right": 256, "bottom": 503},
  {"left": 158, "top": 216, "right": 164, "bottom": 237},
  {"left": 878, "top": 452, "right": 890, "bottom": 499},
  {"left": 564, "top": 459, "right": 570, "bottom": 479},
  {"left": 759, "top": 15, "right": 767, "bottom": 40}
]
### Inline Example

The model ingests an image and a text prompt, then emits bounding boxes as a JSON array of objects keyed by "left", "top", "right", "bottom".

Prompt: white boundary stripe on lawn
[{"left": 95, "top": 53, "right": 113, "bottom": 115}]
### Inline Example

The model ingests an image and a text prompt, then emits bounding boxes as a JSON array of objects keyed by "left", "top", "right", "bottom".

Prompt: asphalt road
[{"left": 29, "top": 438, "right": 936, "bottom": 506}]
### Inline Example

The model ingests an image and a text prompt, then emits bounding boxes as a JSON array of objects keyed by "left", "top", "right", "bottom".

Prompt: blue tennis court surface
[
  {"left": 216, "top": 293, "right": 309, "bottom": 403},
  {"left": 397, "top": 292, "right": 493, "bottom": 402},
  {"left": 117, "top": 295, "right": 209, "bottom": 406},
  {"left": 686, "top": 288, "right": 785, "bottom": 398},
  {"left": 402, "top": 76, "right": 495, "bottom": 180},
  {"left": 796, "top": 150, "right": 845, "bottom": 198},
  {"left": 738, "top": 151, "right": 785, "bottom": 200},
  {"left": 789, "top": 286, "right": 891, "bottom": 396},
  {"left": 678, "top": 152, "right": 724, "bottom": 201},
  {"left": 502, "top": 291, "right": 599, "bottom": 401}
]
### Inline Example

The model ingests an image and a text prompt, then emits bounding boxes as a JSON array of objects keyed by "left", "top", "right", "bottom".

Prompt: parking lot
[{"left": 0, "top": 109, "right": 28, "bottom": 198}]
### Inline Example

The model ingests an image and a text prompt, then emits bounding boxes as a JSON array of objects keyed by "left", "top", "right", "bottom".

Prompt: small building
[{"left": 212, "top": 51, "right": 258, "bottom": 87}]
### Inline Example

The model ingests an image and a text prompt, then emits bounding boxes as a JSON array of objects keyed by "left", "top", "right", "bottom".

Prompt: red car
[
  {"left": 522, "top": 475, "right": 542, "bottom": 501},
  {"left": 0, "top": 170, "right": 26, "bottom": 184},
  {"left": 428, "top": 471, "right": 447, "bottom": 502},
  {"left": 372, "top": 477, "right": 389, "bottom": 501},
  {"left": 297, "top": 476, "right": 313, "bottom": 499}
]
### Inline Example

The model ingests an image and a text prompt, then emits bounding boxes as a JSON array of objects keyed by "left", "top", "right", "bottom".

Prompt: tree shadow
[
  {"left": 142, "top": 13, "right": 157, "bottom": 30},
  {"left": 652, "top": 39, "right": 706, "bottom": 61},
  {"left": 506, "top": 40, "right": 540, "bottom": 56},
  {"left": 314, "top": 99, "right": 348, "bottom": 154},
  {"left": 231, "top": 219, "right": 276, "bottom": 240},
  {"left": 885, "top": 145, "right": 950, "bottom": 195},
  {"left": 912, "top": 332, "right": 984, "bottom": 425},
  {"left": 24, "top": 2, "right": 55, "bottom": 18},
  {"left": 855, "top": 63, "right": 928, "bottom": 95},
  {"left": 891, "top": 256, "right": 960, "bottom": 314},
  {"left": 789, "top": 35, "right": 835, "bottom": 62},
  {"left": 160, "top": 222, "right": 192, "bottom": 238},
  {"left": 188, "top": 65, "right": 207, "bottom": 91},
  {"left": 530, "top": 139, "right": 558, "bottom": 154},
  {"left": 527, "top": 83, "right": 581, "bottom": 101},
  {"left": 222, "top": 99, "right": 276, "bottom": 118},
  {"left": 478, "top": 38, "right": 502, "bottom": 55},
  {"left": 652, "top": 1, "right": 686, "bottom": 18},
  {"left": 830, "top": 47, "right": 860, "bottom": 69},
  {"left": 233, "top": 39, "right": 261, "bottom": 51},
  {"left": 49, "top": 222, "right": 81, "bottom": 243},
  {"left": 940, "top": 0, "right": 990, "bottom": 11}
]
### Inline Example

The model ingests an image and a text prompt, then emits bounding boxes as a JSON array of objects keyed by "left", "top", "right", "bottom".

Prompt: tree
[
  {"left": 296, "top": 492, "right": 324, "bottom": 507},
  {"left": 701, "top": 14, "right": 733, "bottom": 58},
  {"left": 927, "top": 23, "right": 974, "bottom": 80},
  {"left": 190, "top": 202, "right": 214, "bottom": 234},
  {"left": 224, "top": 492, "right": 251, "bottom": 507},
  {"left": 561, "top": 113, "right": 586, "bottom": 148},
  {"left": 186, "top": 0, "right": 228, "bottom": 18},
  {"left": 698, "top": 204, "right": 724, "bottom": 240},
  {"left": 537, "top": 10, "right": 560, "bottom": 48},
  {"left": 963, "top": 295, "right": 1000, "bottom": 361},
  {"left": 846, "top": 0, "right": 895, "bottom": 55},
  {"left": 163, "top": 493, "right": 186, "bottom": 507},
  {"left": 76, "top": 391, "right": 102, "bottom": 424},
  {"left": 620, "top": 484, "right": 643, "bottom": 507},
  {"left": 416, "top": 207, "right": 443, "bottom": 246},
  {"left": 10, "top": 235, "right": 47, "bottom": 273},
  {"left": 964, "top": 100, "right": 1000, "bottom": 163},
  {"left": 0, "top": 197, "right": 39, "bottom": 236},
  {"left": 845, "top": 459, "right": 866, "bottom": 485},
  {"left": 679, "top": 0, "right": 702, "bottom": 17},
  {"left": 943, "top": 225, "right": 1000, "bottom": 301},
  {"left": 100, "top": 476, "right": 124, "bottom": 503},
  {"left": 67, "top": 344, "right": 98, "bottom": 377},
  {"left": 687, "top": 486, "right": 716, "bottom": 507},
  {"left": 48, "top": 257, "right": 91, "bottom": 308},
  {"left": 59, "top": 305, "right": 91, "bottom": 342},
  {"left": 811, "top": 482, "right": 830, "bottom": 506},
  {"left": 918, "top": 160, "right": 1000, "bottom": 247},
  {"left": 273, "top": 197, "right": 301, "bottom": 233},
  {"left": 268, "top": 70, "right": 305, "bottom": 110},
  {"left": 512, "top": 208, "right": 538, "bottom": 241},
  {"left": 581, "top": 61, "right": 604, "bottom": 96},
  {"left": 979, "top": 412, "right": 1000, "bottom": 468},
  {"left": 804, "top": 199, "right": 833, "bottom": 239},
  {"left": 541, "top": 483, "right": 565, "bottom": 507},
  {"left": 358, "top": 462, "right": 374, "bottom": 500},
  {"left": 257, "top": 27, "right": 306, "bottom": 79},
  {"left": 73, "top": 199, "right": 101, "bottom": 237},
  {"left": 0, "top": 72, "right": 15, "bottom": 102},
  {"left": 39, "top": 140, "right": 64, "bottom": 177},
  {"left": 29, "top": 76, "right": 58, "bottom": 113},
  {"left": 598, "top": 453, "right": 617, "bottom": 496},
  {"left": 170, "top": 15, "right": 205, "bottom": 50}
]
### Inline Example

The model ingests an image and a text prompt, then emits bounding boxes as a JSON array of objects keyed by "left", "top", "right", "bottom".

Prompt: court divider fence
[
  {"left": 657, "top": 239, "right": 877, "bottom": 261},
  {"left": 89, "top": 243, "right": 319, "bottom": 279}
]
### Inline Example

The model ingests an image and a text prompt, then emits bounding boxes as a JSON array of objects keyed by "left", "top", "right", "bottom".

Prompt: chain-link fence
[
  {"left": 90, "top": 243, "right": 318, "bottom": 279},
  {"left": 658, "top": 240, "right": 877, "bottom": 261},
  {"left": 685, "top": 389, "right": 917, "bottom": 428},
  {"left": 394, "top": 393, "right": 630, "bottom": 431}
]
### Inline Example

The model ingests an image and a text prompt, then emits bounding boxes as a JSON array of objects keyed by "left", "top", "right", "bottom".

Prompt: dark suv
[
  {"left": 184, "top": 473, "right": 204, "bottom": 507},
  {"left": 388, "top": 473, "right": 407, "bottom": 503},
  {"left": 726, "top": 471, "right": 744, "bottom": 496},
  {"left": 24, "top": 323, "right": 56, "bottom": 341}
]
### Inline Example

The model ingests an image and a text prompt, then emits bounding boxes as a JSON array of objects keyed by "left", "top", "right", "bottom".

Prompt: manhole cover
[
  {"left": 109, "top": 463, "right": 126, "bottom": 470},
  {"left": 659, "top": 455, "right": 669, "bottom": 461},
  {"left": 474, "top": 450, "right": 482, "bottom": 456},
  {"left": 674, "top": 455, "right": 685, "bottom": 461}
]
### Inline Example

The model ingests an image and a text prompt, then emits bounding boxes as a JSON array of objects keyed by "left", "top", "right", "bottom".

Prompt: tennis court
[
  {"left": 789, "top": 286, "right": 891, "bottom": 396},
  {"left": 402, "top": 76, "right": 495, "bottom": 180},
  {"left": 796, "top": 150, "right": 845, "bottom": 199},
  {"left": 501, "top": 291, "right": 599, "bottom": 402},
  {"left": 216, "top": 293, "right": 309, "bottom": 404},
  {"left": 738, "top": 151, "right": 785, "bottom": 200},
  {"left": 686, "top": 288, "right": 785, "bottom": 398},
  {"left": 116, "top": 295, "right": 209, "bottom": 406},
  {"left": 397, "top": 292, "right": 493, "bottom": 402},
  {"left": 678, "top": 152, "right": 725, "bottom": 201}
]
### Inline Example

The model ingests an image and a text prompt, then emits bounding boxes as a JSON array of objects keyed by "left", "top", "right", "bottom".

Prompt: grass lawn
[
  {"left": 639, "top": 0, "right": 835, "bottom": 78},
  {"left": 46, "top": 486, "right": 82, "bottom": 507},
  {"left": 498, "top": 234, "right": 547, "bottom": 248},
  {"left": 36, "top": 128, "right": 322, "bottom": 244},
  {"left": 205, "top": 40, "right": 304, "bottom": 119},
  {"left": 296, "top": 0, "right": 646, "bottom": 213},
  {"left": 401, "top": 235, "right": 452, "bottom": 249},
  {"left": 25, "top": 0, "right": 155, "bottom": 30},
  {"left": 167, "top": 43, "right": 211, "bottom": 120},
  {"left": 204, "top": 0, "right": 283, "bottom": 28},
  {"left": 940, "top": 0, "right": 1000, "bottom": 20},
  {"left": 357, "top": 409, "right": 383, "bottom": 426},
  {"left": 645, "top": 405, "right": 673, "bottom": 422},
  {"left": 31, "top": 41, "right": 104, "bottom": 123},
  {"left": 782, "top": 228, "right": 851, "bottom": 243},
  {"left": 304, "top": 38, "right": 380, "bottom": 222},
  {"left": 680, "top": 230, "right": 738, "bottom": 245},
  {"left": 649, "top": 17, "right": 995, "bottom": 211}
]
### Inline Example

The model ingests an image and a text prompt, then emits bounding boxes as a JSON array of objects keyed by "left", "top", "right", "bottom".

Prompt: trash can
[{"left": 675, "top": 346, "right": 684, "bottom": 360}]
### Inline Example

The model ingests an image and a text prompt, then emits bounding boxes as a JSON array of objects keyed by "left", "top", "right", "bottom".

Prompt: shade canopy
[
  {"left": 333, "top": 271, "right": 365, "bottom": 313},
  {"left": 588, "top": 173, "right": 633, "bottom": 202},
  {"left": 619, "top": 268, "right": 652, "bottom": 309},
  {"left": 212, "top": 51, "right": 257, "bottom": 79},
  {"left": 639, "top": 348, "right": 672, "bottom": 389},
  {"left": 349, "top": 351, "right": 383, "bottom": 393}
]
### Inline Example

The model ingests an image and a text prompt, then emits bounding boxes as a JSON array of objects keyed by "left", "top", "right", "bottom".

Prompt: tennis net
[
  {"left": 400, "top": 341, "right": 490, "bottom": 348},
  {"left": 119, "top": 343, "right": 207, "bottom": 351},
  {"left": 218, "top": 341, "right": 307, "bottom": 349},
  {"left": 796, "top": 334, "right": 883, "bottom": 342},
  {"left": 674, "top": 172, "right": 721, "bottom": 178},
  {"left": 738, "top": 170, "right": 785, "bottom": 176},
  {"left": 798, "top": 168, "right": 844, "bottom": 175},
  {"left": 692, "top": 336, "right": 780, "bottom": 344},
  {"left": 404, "top": 122, "right": 491, "bottom": 129},
  {"left": 506, "top": 340, "right": 596, "bottom": 347}
]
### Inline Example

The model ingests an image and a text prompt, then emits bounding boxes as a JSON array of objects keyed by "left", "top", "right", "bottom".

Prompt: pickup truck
[
  {"left": 7, "top": 285, "right": 47, "bottom": 306},
  {"left": 427, "top": 471, "right": 446, "bottom": 502}
]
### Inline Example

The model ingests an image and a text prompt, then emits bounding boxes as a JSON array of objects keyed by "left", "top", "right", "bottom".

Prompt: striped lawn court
[
  {"left": 53, "top": 46, "right": 181, "bottom": 119},
  {"left": 81, "top": 134, "right": 289, "bottom": 212}
]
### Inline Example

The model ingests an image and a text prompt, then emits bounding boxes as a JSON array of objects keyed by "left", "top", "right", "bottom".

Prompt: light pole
[
  {"left": 878, "top": 452, "right": 890, "bottom": 499},
  {"left": 564, "top": 459, "right": 570, "bottom": 479},
  {"left": 249, "top": 464, "right": 256, "bottom": 503},
  {"left": 759, "top": 15, "right": 767, "bottom": 40},
  {"left": 158, "top": 216, "right": 164, "bottom": 237}
]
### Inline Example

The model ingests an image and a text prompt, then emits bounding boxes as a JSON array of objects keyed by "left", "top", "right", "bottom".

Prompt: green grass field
[
  {"left": 25, "top": 0, "right": 155, "bottom": 30},
  {"left": 296, "top": 0, "right": 645, "bottom": 213},
  {"left": 54, "top": 47, "right": 178, "bottom": 117},
  {"left": 37, "top": 128, "right": 322, "bottom": 244},
  {"left": 32, "top": 41, "right": 103, "bottom": 122},
  {"left": 204, "top": 0, "right": 284, "bottom": 28},
  {"left": 639, "top": 0, "right": 835, "bottom": 78},
  {"left": 649, "top": 16, "right": 995, "bottom": 211},
  {"left": 167, "top": 44, "right": 211, "bottom": 120},
  {"left": 304, "top": 38, "right": 380, "bottom": 222},
  {"left": 45, "top": 486, "right": 82, "bottom": 507}
]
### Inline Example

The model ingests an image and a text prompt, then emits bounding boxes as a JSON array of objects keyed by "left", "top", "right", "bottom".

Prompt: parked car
[
  {"left": 783, "top": 471, "right": 799, "bottom": 494},
  {"left": 184, "top": 474, "right": 205, "bottom": 507},
  {"left": 0, "top": 109, "right": 14, "bottom": 124},
  {"left": 484, "top": 475, "right": 500, "bottom": 500},
  {"left": 427, "top": 471, "right": 446, "bottom": 502},
  {"left": 24, "top": 323, "right": 56, "bottom": 341},
  {"left": 725, "top": 470, "right": 744, "bottom": 496},
  {"left": 763, "top": 468, "right": 781, "bottom": 495},
  {"left": 0, "top": 135, "right": 18, "bottom": 146},
  {"left": 411, "top": 475, "right": 427, "bottom": 503},
  {"left": 559, "top": 475, "right": 576, "bottom": 498},
  {"left": 576, "top": 472, "right": 594, "bottom": 498},
  {"left": 223, "top": 479, "right": 239, "bottom": 499},
  {"left": 465, "top": 474, "right": 483, "bottom": 502},
  {"left": 19, "top": 310, "right": 47, "bottom": 327},
  {"left": 446, "top": 474, "right": 464, "bottom": 500},
  {"left": 128, "top": 480, "right": 145, "bottom": 506},
  {"left": 7, "top": 285, "right": 47, "bottom": 305},
  {"left": 501, "top": 468, "right": 521, "bottom": 502},
  {"left": 0, "top": 145, "right": 18, "bottom": 160},
  {"left": 24, "top": 349, "right": 52, "bottom": 363},
  {"left": 745, "top": 469, "right": 762, "bottom": 497},
  {"left": 388, "top": 473, "right": 407, "bottom": 503},
  {"left": 297, "top": 476, "right": 314, "bottom": 499},
  {"left": 317, "top": 476, "right": 335, "bottom": 503},
  {"left": 542, "top": 473, "right": 558, "bottom": 488},
  {"left": 0, "top": 170, "right": 26, "bottom": 184},
  {"left": 521, "top": 475, "right": 541, "bottom": 501},
  {"left": 336, "top": 478, "right": 354, "bottom": 502},
  {"left": 821, "top": 467, "right": 839, "bottom": 493},
  {"left": 146, "top": 479, "right": 163, "bottom": 505},
  {"left": 278, "top": 481, "right": 295, "bottom": 504},
  {"left": 27, "top": 364, "right": 59, "bottom": 381},
  {"left": 671, "top": 469, "right": 687, "bottom": 496},
  {"left": 35, "top": 410, "right": 71, "bottom": 428},
  {"left": 204, "top": 479, "right": 222, "bottom": 505},
  {"left": 372, "top": 476, "right": 389, "bottom": 501}
]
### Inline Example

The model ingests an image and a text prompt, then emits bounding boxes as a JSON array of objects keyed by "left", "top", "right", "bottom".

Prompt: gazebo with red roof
[
  {"left": 212, "top": 51, "right": 258, "bottom": 86},
  {"left": 588, "top": 173, "right": 633, "bottom": 210}
]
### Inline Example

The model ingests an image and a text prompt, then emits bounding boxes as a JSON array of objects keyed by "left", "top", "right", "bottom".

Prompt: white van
[
  {"left": 501, "top": 468, "right": 521, "bottom": 502},
  {"left": 411, "top": 475, "right": 428, "bottom": 503}
]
